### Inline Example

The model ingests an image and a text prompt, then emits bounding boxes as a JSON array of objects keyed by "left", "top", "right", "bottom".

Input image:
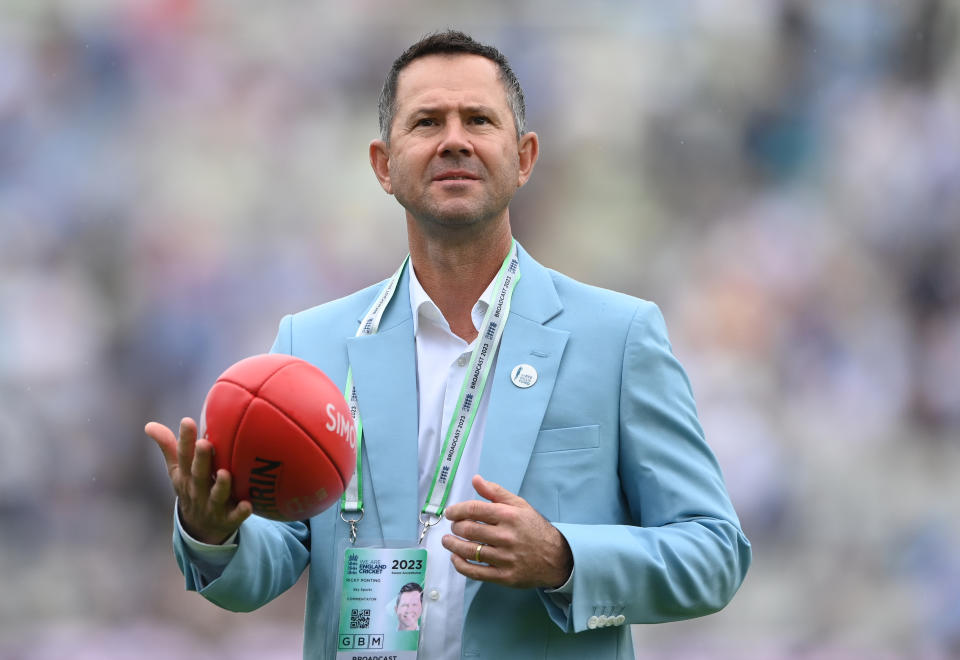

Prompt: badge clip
[
  {"left": 418, "top": 512, "right": 441, "bottom": 544},
  {"left": 340, "top": 509, "right": 364, "bottom": 544}
]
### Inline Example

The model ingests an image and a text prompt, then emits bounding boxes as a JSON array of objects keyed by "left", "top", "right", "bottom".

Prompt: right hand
[{"left": 145, "top": 417, "right": 252, "bottom": 544}]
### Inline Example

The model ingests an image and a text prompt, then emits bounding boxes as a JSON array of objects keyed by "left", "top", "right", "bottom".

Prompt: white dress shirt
[{"left": 407, "top": 265, "right": 496, "bottom": 660}]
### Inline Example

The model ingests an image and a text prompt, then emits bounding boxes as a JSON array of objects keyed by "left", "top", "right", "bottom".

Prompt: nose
[{"left": 436, "top": 119, "right": 473, "bottom": 157}]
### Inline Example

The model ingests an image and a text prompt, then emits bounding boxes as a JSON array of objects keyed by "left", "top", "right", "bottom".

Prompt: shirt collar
[{"left": 408, "top": 261, "right": 497, "bottom": 338}]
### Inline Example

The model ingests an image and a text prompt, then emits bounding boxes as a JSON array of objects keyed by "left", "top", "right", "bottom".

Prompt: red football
[{"left": 199, "top": 354, "right": 356, "bottom": 521}]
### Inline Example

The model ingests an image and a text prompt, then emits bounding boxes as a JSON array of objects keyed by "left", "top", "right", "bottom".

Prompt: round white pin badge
[{"left": 510, "top": 363, "right": 538, "bottom": 388}]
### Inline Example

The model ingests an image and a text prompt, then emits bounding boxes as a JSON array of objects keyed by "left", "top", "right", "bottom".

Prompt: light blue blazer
[{"left": 174, "top": 243, "right": 751, "bottom": 659}]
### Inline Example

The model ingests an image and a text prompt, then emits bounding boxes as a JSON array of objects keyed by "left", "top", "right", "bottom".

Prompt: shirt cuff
[
  {"left": 544, "top": 565, "right": 575, "bottom": 596},
  {"left": 540, "top": 565, "right": 574, "bottom": 621}
]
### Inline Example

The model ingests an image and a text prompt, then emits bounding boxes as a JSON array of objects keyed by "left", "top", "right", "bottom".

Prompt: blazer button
[{"left": 587, "top": 616, "right": 599, "bottom": 629}]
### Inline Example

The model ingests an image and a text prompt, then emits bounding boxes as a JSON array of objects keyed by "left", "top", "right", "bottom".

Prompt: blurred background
[{"left": 2, "top": 0, "right": 959, "bottom": 658}]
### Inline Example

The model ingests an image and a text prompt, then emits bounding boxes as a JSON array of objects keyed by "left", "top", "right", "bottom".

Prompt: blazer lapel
[
  {"left": 477, "top": 317, "right": 569, "bottom": 495},
  {"left": 466, "top": 245, "right": 569, "bottom": 608},
  {"left": 478, "top": 244, "right": 568, "bottom": 493},
  {"left": 345, "top": 267, "right": 420, "bottom": 542}
]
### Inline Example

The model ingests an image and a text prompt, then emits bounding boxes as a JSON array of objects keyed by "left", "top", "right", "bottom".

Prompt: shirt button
[
  {"left": 587, "top": 616, "right": 599, "bottom": 629},
  {"left": 428, "top": 589, "right": 440, "bottom": 601},
  {"left": 457, "top": 356, "right": 468, "bottom": 367}
]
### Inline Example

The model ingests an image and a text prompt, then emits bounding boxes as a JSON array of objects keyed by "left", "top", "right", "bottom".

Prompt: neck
[{"left": 407, "top": 215, "right": 513, "bottom": 342}]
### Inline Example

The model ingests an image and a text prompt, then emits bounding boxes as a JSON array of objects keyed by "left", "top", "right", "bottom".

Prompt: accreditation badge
[{"left": 336, "top": 547, "right": 428, "bottom": 660}]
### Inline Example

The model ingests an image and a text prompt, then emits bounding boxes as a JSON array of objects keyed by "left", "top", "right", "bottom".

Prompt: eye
[
  {"left": 414, "top": 117, "right": 436, "bottom": 128},
  {"left": 469, "top": 116, "right": 490, "bottom": 125}
]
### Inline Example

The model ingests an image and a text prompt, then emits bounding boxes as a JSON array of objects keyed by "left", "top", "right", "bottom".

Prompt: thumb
[{"left": 473, "top": 474, "right": 526, "bottom": 507}]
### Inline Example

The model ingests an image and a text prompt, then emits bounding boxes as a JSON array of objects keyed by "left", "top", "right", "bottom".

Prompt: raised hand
[{"left": 145, "top": 417, "right": 252, "bottom": 544}]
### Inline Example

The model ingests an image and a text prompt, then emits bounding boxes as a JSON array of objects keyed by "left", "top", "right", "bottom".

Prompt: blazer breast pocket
[{"left": 532, "top": 424, "right": 600, "bottom": 454}]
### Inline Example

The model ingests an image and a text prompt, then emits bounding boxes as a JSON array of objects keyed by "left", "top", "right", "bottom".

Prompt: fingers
[
  {"left": 445, "top": 499, "right": 503, "bottom": 524},
  {"left": 145, "top": 419, "right": 210, "bottom": 489},
  {"left": 224, "top": 498, "right": 254, "bottom": 530},
  {"left": 209, "top": 470, "right": 252, "bottom": 523},
  {"left": 177, "top": 465, "right": 250, "bottom": 545},
  {"left": 191, "top": 438, "right": 215, "bottom": 488},
  {"left": 449, "top": 519, "right": 506, "bottom": 547},
  {"left": 444, "top": 520, "right": 502, "bottom": 559},
  {"left": 148, "top": 416, "right": 249, "bottom": 545},
  {"left": 209, "top": 469, "right": 233, "bottom": 505},
  {"left": 449, "top": 549, "right": 506, "bottom": 583},
  {"left": 443, "top": 531, "right": 510, "bottom": 583},
  {"left": 471, "top": 474, "right": 526, "bottom": 507},
  {"left": 441, "top": 533, "right": 503, "bottom": 566},
  {"left": 176, "top": 418, "right": 199, "bottom": 478},
  {"left": 445, "top": 476, "right": 530, "bottom": 523}
]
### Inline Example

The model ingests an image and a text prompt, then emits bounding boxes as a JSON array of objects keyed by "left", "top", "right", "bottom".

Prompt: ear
[
  {"left": 369, "top": 139, "right": 393, "bottom": 194},
  {"left": 516, "top": 131, "right": 539, "bottom": 188}
]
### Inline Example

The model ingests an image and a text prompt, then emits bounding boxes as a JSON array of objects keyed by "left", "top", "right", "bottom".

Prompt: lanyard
[
  {"left": 339, "top": 241, "right": 521, "bottom": 544},
  {"left": 339, "top": 256, "right": 408, "bottom": 542}
]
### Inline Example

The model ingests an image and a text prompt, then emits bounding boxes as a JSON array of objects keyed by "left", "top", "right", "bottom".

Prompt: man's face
[
  {"left": 396, "top": 590, "right": 422, "bottom": 630},
  {"left": 371, "top": 54, "right": 537, "bottom": 233}
]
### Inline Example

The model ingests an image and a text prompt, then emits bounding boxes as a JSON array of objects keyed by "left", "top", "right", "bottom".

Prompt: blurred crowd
[{"left": 1, "top": 0, "right": 959, "bottom": 658}]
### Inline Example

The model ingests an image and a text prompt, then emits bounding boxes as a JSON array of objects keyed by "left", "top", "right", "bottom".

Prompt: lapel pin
[{"left": 510, "top": 363, "right": 538, "bottom": 389}]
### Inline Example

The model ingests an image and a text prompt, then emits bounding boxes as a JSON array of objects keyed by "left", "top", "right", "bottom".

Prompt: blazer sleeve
[
  {"left": 172, "top": 314, "right": 313, "bottom": 612},
  {"left": 546, "top": 302, "right": 751, "bottom": 632}
]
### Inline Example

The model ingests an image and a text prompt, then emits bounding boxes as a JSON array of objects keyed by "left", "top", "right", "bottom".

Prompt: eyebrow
[
  {"left": 461, "top": 104, "right": 499, "bottom": 116},
  {"left": 408, "top": 104, "right": 501, "bottom": 119}
]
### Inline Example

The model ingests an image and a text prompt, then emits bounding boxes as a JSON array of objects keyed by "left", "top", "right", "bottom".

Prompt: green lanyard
[{"left": 339, "top": 241, "right": 521, "bottom": 544}]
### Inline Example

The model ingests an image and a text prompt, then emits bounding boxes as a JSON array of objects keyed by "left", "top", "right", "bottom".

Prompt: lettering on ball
[
  {"left": 326, "top": 403, "right": 357, "bottom": 449},
  {"left": 283, "top": 487, "right": 330, "bottom": 517},
  {"left": 248, "top": 457, "right": 282, "bottom": 516}
]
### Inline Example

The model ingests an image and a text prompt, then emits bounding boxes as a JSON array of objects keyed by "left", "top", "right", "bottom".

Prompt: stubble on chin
[{"left": 399, "top": 186, "right": 513, "bottom": 236}]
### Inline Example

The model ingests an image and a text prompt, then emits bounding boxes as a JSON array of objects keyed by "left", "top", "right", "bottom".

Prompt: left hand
[{"left": 442, "top": 474, "right": 573, "bottom": 589}]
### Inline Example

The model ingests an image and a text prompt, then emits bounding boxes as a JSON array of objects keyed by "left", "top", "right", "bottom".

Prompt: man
[
  {"left": 146, "top": 31, "right": 751, "bottom": 659},
  {"left": 396, "top": 583, "right": 424, "bottom": 631}
]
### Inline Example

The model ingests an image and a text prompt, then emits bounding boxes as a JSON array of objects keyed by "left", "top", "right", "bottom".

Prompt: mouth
[{"left": 432, "top": 171, "right": 480, "bottom": 182}]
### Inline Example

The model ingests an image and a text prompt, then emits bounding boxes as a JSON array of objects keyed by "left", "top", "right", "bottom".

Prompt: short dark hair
[
  {"left": 378, "top": 30, "right": 527, "bottom": 142},
  {"left": 398, "top": 582, "right": 423, "bottom": 601}
]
